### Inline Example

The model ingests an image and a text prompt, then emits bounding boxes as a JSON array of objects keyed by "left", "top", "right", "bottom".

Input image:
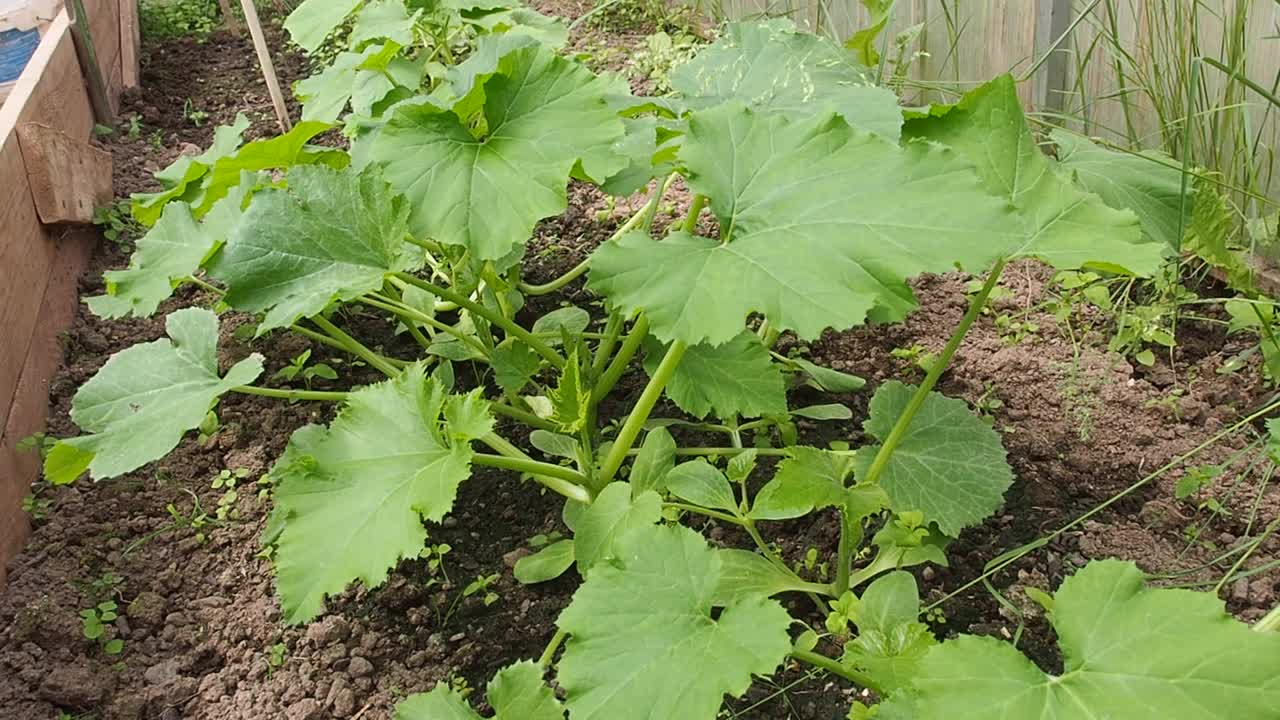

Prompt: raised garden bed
[{"left": 1, "top": 1, "right": 1278, "bottom": 719}]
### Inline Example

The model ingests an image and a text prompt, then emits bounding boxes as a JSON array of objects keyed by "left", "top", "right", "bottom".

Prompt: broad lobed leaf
[
  {"left": 882, "top": 560, "right": 1280, "bottom": 719},
  {"left": 644, "top": 331, "right": 787, "bottom": 419},
  {"left": 270, "top": 364, "right": 489, "bottom": 623},
  {"left": 590, "top": 103, "right": 1023, "bottom": 346},
  {"left": 856, "top": 381, "right": 1012, "bottom": 537},
  {"left": 557, "top": 524, "right": 792, "bottom": 720},
  {"left": 45, "top": 309, "right": 263, "bottom": 485}
]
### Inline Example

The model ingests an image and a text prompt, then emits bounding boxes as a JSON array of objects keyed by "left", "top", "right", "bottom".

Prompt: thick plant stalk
[
  {"left": 396, "top": 273, "right": 564, "bottom": 368},
  {"left": 789, "top": 648, "right": 882, "bottom": 694},
  {"left": 596, "top": 340, "right": 687, "bottom": 485},
  {"left": 836, "top": 258, "right": 1008, "bottom": 596},
  {"left": 310, "top": 316, "right": 402, "bottom": 377},
  {"left": 591, "top": 316, "right": 649, "bottom": 404},
  {"left": 480, "top": 435, "right": 592, "bottom": 504}
]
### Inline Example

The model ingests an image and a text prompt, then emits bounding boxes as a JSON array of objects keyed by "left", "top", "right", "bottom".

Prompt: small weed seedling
[
  {"left": 265, "top": 642, "right": 288, "bottom": 677},
  {"left": 273, "top": 349, "right": 338, "bottom": 388},
  {"left": 212, "top": 468, "right": 251, "bottom": 520},
  {"left": 183, "top": 99, "right": 210, "bottom": 127},
  {"left": 126, "top": 113, "right": 144, "bottom": 140},
  {"left": 463, "top": 574, "right": 500, "bottom": 607},
  {"left": 93, "top": 200, "right": 141, "bottom": 245},
  {"left": 80, "top": 601, "right": 124, "bottom": 655}
]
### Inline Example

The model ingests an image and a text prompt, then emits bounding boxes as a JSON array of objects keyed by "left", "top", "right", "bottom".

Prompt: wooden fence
[{"left": 692, "top": 0, "right": 1280, "bottom": 157}]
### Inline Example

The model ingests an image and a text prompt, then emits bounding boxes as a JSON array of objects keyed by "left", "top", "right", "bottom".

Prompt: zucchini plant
[{"left": 51, "top": 7, "right": 1280, "bottom": 718}]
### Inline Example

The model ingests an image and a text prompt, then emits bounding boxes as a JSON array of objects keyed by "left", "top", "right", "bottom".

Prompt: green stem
[
  {"left": 364, "top": 293, "right": 489, "bottom": 357},
  {"left": 789, "top": 648, "right": 882, "bottom": 693},
  {"left": 839, "top": 259, "right": 1006, "bottom": 596},
  {"left": 231, "top": 386, "right": 348, "bottom": 402},
  {"left": 591, "top": 311, "right": 624, "bottom": 378},
  {"left": 471, "top": 453, "right": 591, "bottom": 489},
  {"left": 519, "top": 196, "right": 655, "bottom": 296},
  {"left": 835, "top": 509, "right": 857, "bottom": 598},
  {"left": 629, "top": 447, "right": 825, "bottom": 457},
  {"left": 1256, "top": 604, "right": 1280, "bottom": 633},
  {"left": 592, "top": 316, "right": 649, "bottom": 405},
  {"left": 539, "top": 628, "right": 568, "bottom": 666},
  {"left": 310, "top": 315, "right": 401, "bottom": 377},
  {"left": 480, "top": 434, "right": 592, "bottom": 504},
  {"left": 290, "top": 324, "right": 355, "bottom": 354},
  {"left": 859, "top": 259, "right": 1007, "bottom": 488},
  {"left": 183, "top": 275, "right": 223, "bottom": 295},
  {"left": 396, "top": 273, "right": 564, "bottom": 369},
  {"left": 491, "top": 401, "right": 558, "bottom": 432},
  {"left": 597, "top": 340, "right": 687, "bottom": 485},
  {"left": 664, "top": 502, "right": 744, "bottom": 526},
  {"left": 403, "top": 234, "right": 444, "bottom": 253},
  {"left": 682, "top": 194, "right": 707, "bottom": 234}
]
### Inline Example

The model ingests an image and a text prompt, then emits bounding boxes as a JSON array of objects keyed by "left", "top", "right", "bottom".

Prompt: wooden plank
[
  {"left": 120, "top": 0, "right": 140, "bottom": 88},
  {"left": 0, "top": 228, "right": 95, "bottom": 586},
  {"left": 0, "top": 11, "right": 94, "bottom": 442},
  {"left": 17, "top": 121, "right": 113, "bottom": 224}
]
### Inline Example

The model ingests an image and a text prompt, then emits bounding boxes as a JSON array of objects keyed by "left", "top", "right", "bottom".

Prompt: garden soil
[{"left": 2, "top": 4, "right": 1278, "bottom": 719}]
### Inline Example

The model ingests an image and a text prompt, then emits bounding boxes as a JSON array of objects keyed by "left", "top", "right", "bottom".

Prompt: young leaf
[
  {"left": 296, "top": 42, "right": 419, "bottom": 123},
  {"left": 573, "top": 483, "right": 662, "bottom": 573},
  {"left": 844, "top": 0, "right": 896, "bottom": 66},
  {"left": 666, "top": 460, "right": 738, "bottom": 513},
  {"left": 529, "top": 430, "right": 579, "bottom": 460},
  {"left": 857, "top": 571, "right": 920, "bottom": 634},
  {"left": 396, "top": 661, "right": 564, "bottom": 720},
  {"left": 629, "top": 427, "right": 676, "bottom": 497},
  {"left": 1050, "top": 130, "right": 1188, "bottom": 249},
  {"left": 882, "top": 561, "right": 1280, "bottom": 719},
  {"left": 671, "top": 20, "right": 903, "bottom": 141},
  {"left": 210, "top": 165, "right": 418, "bottom": 334},
  {"left": 790, "top": 404, "right": 854, "bottom": 420},
  {"left": 750, "top": 447, "right": 854, "bottom": 521},
  {"left": 902, "top": 76, "right": 1165, "bottom": 275},
  {"left": 284, "top": 0, "right": 362, "bottom": 53},
  {"left": 532, "top": 306, "right": 591, "bottom": 341},
  {"left": 787, "top": 356, "right": 866, "bottom": 392},
  {"left": 844, "top": 620, "right": 936, "bottom": 694},
  {"left": 514, "top": 539, "right": 575, "bottom": 584},
  {"left": 589, "top": 103, "right": 1023, "bottom": 346},
  {"left": 271, "top": 364, "right": 486, "bottom": 623},
  {"left": 643, "top": 332, "right": 787, "bottom": 419},
  {"left": 365, "top": 42, "right": 626, "bottom": 260},
  {"left": 86, "top": 203, "right": 214, "bottom": 319},
  {"left": 856, "top": 382, "right": 1012, "bottom": 537},
  {"left": 44, "top": 309, "right": 263, "bottom": 485},
  {"left": 491, "top": 340, "right": 543, "bottom": 393},
  {"left": 557, "top": 525, "right": 792, "bottom": 720},
  {"left": 549, "top": 349, "right": 590, "bottom": 434}
]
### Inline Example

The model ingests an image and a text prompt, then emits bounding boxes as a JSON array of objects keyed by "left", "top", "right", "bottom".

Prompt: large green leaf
[
  {"left": 285, "top": 0, "right": 362, "bottom": 53},
  {"left": 365, "top": 42, "right": 625, "bottom": 259},
  {"left": 1051, "top": 129, "right": 1189, "bottom": 249},
  {"left": 270, "top": 365, "right": 487, "bottom": 623},
  {"left": 44, "top": 309, "right": 263, "bottom": 484},
  {"left": 589, "top": 103, "right": 1022, "bottom": 346},
  {"left": 903, "top": 75, "right": 1165, "bottom": 274},
  {"left": 855, "top": 381, "right": 1012, "bottom": 537},
  {"left": 882, "top": 560, "right": 1280, "bottom": 719},
  {"left": 396, "top": 661, "right": 564, "bottom": 720},
  {"left": 672, "top": 20, "right": 903, "bottom": 141},
  {"left": 842, "top": 571, "right": 936, "bottom": 693},
  {"left": 557, "top": 524, "right": 792, "bottom": 720},
  {"left": 644, "top": 332, "right": 786, "bottom": 419},
  {"left": 210, "top": 165, "right": 418, "bottom": 334}
]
